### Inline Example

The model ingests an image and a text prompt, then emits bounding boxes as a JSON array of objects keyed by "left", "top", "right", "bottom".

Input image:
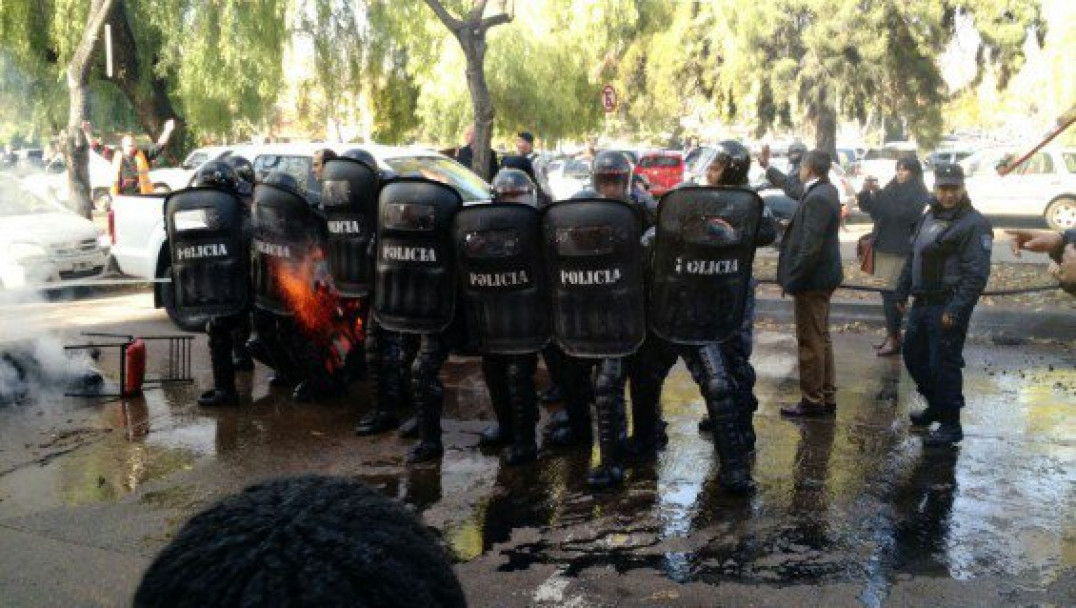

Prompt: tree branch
[
  {"left": 470, "top": 0, "right": 490, "bottom": 22},
  {"left": 423, "top": 0, "right": 463, "bottom": 32},
  {"left": 480, "top": 13, "right": 512, "bottom": 31}
]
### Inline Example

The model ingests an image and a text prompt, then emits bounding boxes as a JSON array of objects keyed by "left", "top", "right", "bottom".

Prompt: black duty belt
[{"left": 913, "top": 293, "right": 952, "bottom": 305}]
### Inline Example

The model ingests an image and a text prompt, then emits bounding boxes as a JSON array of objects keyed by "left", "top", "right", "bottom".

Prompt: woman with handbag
[{"left": 857, "top": 157, "right": 929, "bottom": 356}]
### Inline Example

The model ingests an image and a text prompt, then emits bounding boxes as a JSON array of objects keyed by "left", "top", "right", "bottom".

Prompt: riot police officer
[
  {"left": 461, "top": 168, "right": 548, "bottom": 464},
  {"left": 246, "top": 171, "right": 333, "bottom": 399},
  {"left": 372, "top": 176, "right": 462, "bottom": 463},
  {"left": 223, "top": 155, "right": 256, "bottom": 372},
  {"left": 163, "top": 161, "right": 250, "bottom": 407},
  {"left": 894, "top": 163, "right": 991, "bottom": 446},
  {"left": 545, "top": 150, "right": 649, "bottom": 488},
  {"left": 627, "top": 140, "right": 768, "bottom": 494},
  {"left": 690, "top": 142, "right": 776, "bottom": 449}
]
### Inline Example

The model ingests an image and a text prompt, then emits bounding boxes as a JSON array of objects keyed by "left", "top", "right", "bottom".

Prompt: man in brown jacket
[{"left": 764, "top": 149, "right": 844, "bottom": 417}]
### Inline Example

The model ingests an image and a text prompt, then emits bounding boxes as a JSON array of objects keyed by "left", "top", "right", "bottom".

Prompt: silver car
[{"left": 958, "top": 147, "right": 1076, "bottom": 230}]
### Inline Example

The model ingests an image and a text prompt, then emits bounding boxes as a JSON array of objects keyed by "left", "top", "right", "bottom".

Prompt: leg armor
[
  {"left": 685, "top": 344, "right": 753, "bottom": 494},
  {"left": 479, "top": 355, "right": 513, "bottom": 447},
  {"left": 355, "top": 318, "right": 406, "bottom": 435},
  {"left": 589, "top": 357, "right": 628, "bottom": 489},
  {"left": 504, "top": 354, "right": 539, "bottom": 465},
  {"left": 407, "top": 333, "right": 449, "bottom": 463}
]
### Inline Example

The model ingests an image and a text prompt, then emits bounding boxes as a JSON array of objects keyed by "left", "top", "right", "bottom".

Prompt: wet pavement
[{"left": 0, "top": 292, "right": 1073, "bottom": 607}]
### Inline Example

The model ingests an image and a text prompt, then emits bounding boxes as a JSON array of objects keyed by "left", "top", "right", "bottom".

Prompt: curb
[{"left": 754, "top": 296, "right": 1076, "bottom": 341}]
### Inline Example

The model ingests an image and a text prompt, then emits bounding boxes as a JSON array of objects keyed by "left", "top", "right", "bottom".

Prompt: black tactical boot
[
  {"left": 708, "top": 399, "right": 755, "bottom": 495},
  {"left": 923, "top": 409, "right": 963, "bottom": 447},
  {"left": 354, "top": 410, "right": 399, "bottom": 436},
  {"left": 398, "top": 416, "right": 419, "bottom": 439},
  {"left": 200, "top": 324, "right": 238, "bottom": 407},
  {"left": 909, "top": 407, "right": 942, "bottom": 427},
  {"left": 588, "top": 398, "right": 625, "bottom": 490},
  {"left": 504, "top": 360, "right": 538, "bottom": 466},
  {"left": 407, "top": 401, "right": 443, "bottom": 463},
  {"left": 198, "top": 388, "right": 238, "bottom": 407}
]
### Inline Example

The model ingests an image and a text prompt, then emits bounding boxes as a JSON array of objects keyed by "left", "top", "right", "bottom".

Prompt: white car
[
  {"left": 0, "top": 176, "right": 109, "bottom": 289},
  {"left": 547, "top": 157, "right": 592, "bottom": 200},
  {"left": 855, "top": 142, "right": 919, "bottom": 190},
  {"left": 26, "top": 151, "right": 114, "bottom": 212},
  {"left": 958, "top": 146, "right": 1076, "bottom": 230},
  {"left": 148, "top": 145, "right": 238, "bottom": 192}
]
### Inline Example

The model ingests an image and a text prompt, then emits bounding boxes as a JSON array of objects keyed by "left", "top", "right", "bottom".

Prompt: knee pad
[{"left": 700, "top": 375, "right": 732, "bottom": 404}]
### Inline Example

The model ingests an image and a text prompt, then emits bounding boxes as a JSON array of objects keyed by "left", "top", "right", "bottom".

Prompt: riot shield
[
  {"left": 251, "top": 181, "right": 323, "bottom": 315},
  {"left": 454, "top": 203, "right": 550, "bottom": 354},
  {"left": 373, "top": 177, "right": 461, "bottom": 333},
  {"left": 649, "top": 186, "right": 764, "bottom": 344},
  {"left": 165, "top": 187, "right": 249, "bottom": 328},
  {"left": 321, "top": 157, "right": 378, "bottom": 298},
  {"left": 541, "top": 198, "right": 646, "bottom": 358}
]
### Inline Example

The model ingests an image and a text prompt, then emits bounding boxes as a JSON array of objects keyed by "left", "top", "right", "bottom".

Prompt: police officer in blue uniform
[{"left": 894, "top": 163, "right": 992, "bottom": 446}]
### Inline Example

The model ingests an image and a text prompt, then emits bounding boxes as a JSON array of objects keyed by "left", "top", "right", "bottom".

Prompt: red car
[{"left": 634, "top": 151, "right": 684, "bottom": 197}]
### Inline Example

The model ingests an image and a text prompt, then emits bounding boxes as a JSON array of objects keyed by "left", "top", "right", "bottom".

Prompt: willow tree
[{"left": 699, "top": 0, "right": 1043, "bottom": 154}]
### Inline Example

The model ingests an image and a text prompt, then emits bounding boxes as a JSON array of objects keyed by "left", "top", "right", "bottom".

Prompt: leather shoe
[
  {"left": 398, "top": 416, "right": 419, "bottom": 439},
  {"left": 909, "top": 407, "right": 941, "bottom": 427},
  {"left": 779, "top": 400, "right": 833, "bottom": 418},
  {"left": 478, "top": 423, "right": 511, "bottom": 447},
  {"left": 923, "top": 422, "right": 963, "bottom": 446},
  {"left": 876, "top": 337, "right": 902, "bottom": 357},
  {"left": 406, "top": 440, "right": 443, "bottom": 463}
]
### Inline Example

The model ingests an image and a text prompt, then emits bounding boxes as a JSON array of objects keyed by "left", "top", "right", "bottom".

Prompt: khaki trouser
[{"left": 793, "top": 290, "right": 837, "bottom": 405}]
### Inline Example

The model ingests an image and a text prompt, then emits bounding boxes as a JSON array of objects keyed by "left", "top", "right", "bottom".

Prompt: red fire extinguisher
[{"left": 123, "top": 338, "right": 146, "bottom": 397}]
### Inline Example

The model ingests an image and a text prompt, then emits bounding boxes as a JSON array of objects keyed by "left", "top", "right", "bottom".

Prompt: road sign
[{"left": 601, "top": 85, "right": 618, "bottom": 113}]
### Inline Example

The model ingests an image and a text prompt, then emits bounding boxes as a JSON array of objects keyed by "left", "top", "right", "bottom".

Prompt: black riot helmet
[
  {"left": 787, "top": 142, "right": 808, "bottom": 167},
  {"left": 710, "top": 140, "right": 752, "bottom": 186},
  {"left": 191, "top": 160, "right": 239, "bottom": 193},
  {"left": 260, "top": 170, "right": 301, "bottom": 194},
  {"left": 342, "top": 148, "right": 377, "bottom": 169},
  {"left": 591, "top": 150, "right": 632, "bottom": 201},
  {"left": 491, "top": 168, "right": 537, "bottom": 207},
  {"left": 224, "top": 155, "right": 255, "bottom": 186}
]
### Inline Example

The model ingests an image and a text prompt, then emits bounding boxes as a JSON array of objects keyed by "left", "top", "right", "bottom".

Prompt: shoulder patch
[{"left": 981, "top": 234, "right": 993, "bottom": 251}]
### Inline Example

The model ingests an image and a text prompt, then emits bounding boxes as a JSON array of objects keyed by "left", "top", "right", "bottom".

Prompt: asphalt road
[{"left": 0, "top": 292, "right": 1073, "bottom": 607}]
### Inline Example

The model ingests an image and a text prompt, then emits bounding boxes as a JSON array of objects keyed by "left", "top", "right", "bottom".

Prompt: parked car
[
  {"left": 634, "top": 151, "right": 684, "bottom": 197},
  {"left": 15, "top": 148, "right": 45, "bottom": 172},
  {"left": 855, "top": 142, "right": 919, "bottom": 189},
  {"left": 925, "top": 148, "right": 973, "bottom": 170},
  {"left": 108, "top": 143, "right": 490, "bottom": 329},
  {"left": 24, "top": 151, "right": 114, "bottom": 213},
  {"left": 0, "top": 175, "right": 109, "bottom": 288},
  {"left": 147, "top": 145, "right": 237, "bottom": 192},
  {"left": 547, "top": 157, "right": 592, "bottom": 200},
  {"left": 958, "top": 146, "right": 1076, "bottom": 229}
]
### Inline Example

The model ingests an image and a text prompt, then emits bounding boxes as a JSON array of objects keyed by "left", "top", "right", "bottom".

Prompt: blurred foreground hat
[{"left": 934, "top": 163, "right": 965, "bottom": 187}]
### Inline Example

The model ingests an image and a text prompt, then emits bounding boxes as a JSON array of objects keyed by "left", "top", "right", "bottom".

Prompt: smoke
[{"left": 0, "top": 287, "right": 100, "bottom": 405}]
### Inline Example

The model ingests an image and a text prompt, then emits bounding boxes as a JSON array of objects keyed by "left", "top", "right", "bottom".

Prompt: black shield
[
  {"left": 542, "top": 198, "right": 646, "bottom": 358},
  {"left": 251, "top": 182, "right": 324, "bottom": 315},
  {"left": 373, "top": 177, "right": 462, "bottom": 333},
  {"left": 454, "top": 203, "right": 550, "bottom": 354},
  {"left": 650, "top": 186, "right": 764, "bottom": 344},
  {"left": 321, "top": 157, "right": 378, "bottom": 298},
  {"left": 165, "top": 187, "right": 248, "bottom": 327}
]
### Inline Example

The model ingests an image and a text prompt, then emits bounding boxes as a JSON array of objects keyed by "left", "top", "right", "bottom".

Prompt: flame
[{"left": 273, "top": 248, "right": 364, "bottom": 373}]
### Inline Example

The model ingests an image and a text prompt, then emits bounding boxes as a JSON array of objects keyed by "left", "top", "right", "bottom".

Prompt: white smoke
[{"left": 0, "top": 288, "right": 99, "bottom": 404}]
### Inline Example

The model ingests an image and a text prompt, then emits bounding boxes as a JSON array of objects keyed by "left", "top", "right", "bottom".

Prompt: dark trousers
[
  {"left": 412, "top": 333, "right": 450, "bottom": 445},
  {"left": 481, "top": 353, "right": 539, "bottom": 447},
  {"left": 881, "top": 290, "right": 905, "bottom": 336},
  {"left": 902, "top": 302, "right": 968, "bottom": 411},
  {"left": 207, "top": 313, "right": 245, "bottom": 392},
  {"left": 365, "top": 316, "right": 419, "bottom": 417},
  {"left": 793, "top": 290, "right": 837, "bottom": 405}
]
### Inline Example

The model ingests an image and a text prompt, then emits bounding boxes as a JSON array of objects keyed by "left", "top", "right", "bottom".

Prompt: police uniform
[
  {"left": 163, "top": 161, "right": 250, "bottom": 407},
  {"left": 627, "top": 141, "right": 769, "bottom": 494},
  {"left": 894, "top": 163, "right": 991, "bottom": 446}
]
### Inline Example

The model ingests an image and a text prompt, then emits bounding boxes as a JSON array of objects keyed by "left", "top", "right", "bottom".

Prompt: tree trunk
[
  {"left": 65, "top": 0, "right": 118, "bottom": 219},
  {"left": 106, "top": 0, "right": 184, "bottom": 162},
  {"left": 459, "top": 30, "right": 495, "bottom": 180},
  {"left": 423, "top": 0, "right": 511, "bottom": 182},
  {"left": 812, "top": 85, "right": 838, "bottom": 160}
]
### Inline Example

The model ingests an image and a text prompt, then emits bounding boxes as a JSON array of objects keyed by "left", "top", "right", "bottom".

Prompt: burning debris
[{"left": 273, "top": 250, "right": 364, "bottom": 375}]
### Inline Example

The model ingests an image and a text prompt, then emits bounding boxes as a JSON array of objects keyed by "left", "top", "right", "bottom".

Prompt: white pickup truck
[{"left": 107, "top": 143, "right": 491, "bottom": 329}]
